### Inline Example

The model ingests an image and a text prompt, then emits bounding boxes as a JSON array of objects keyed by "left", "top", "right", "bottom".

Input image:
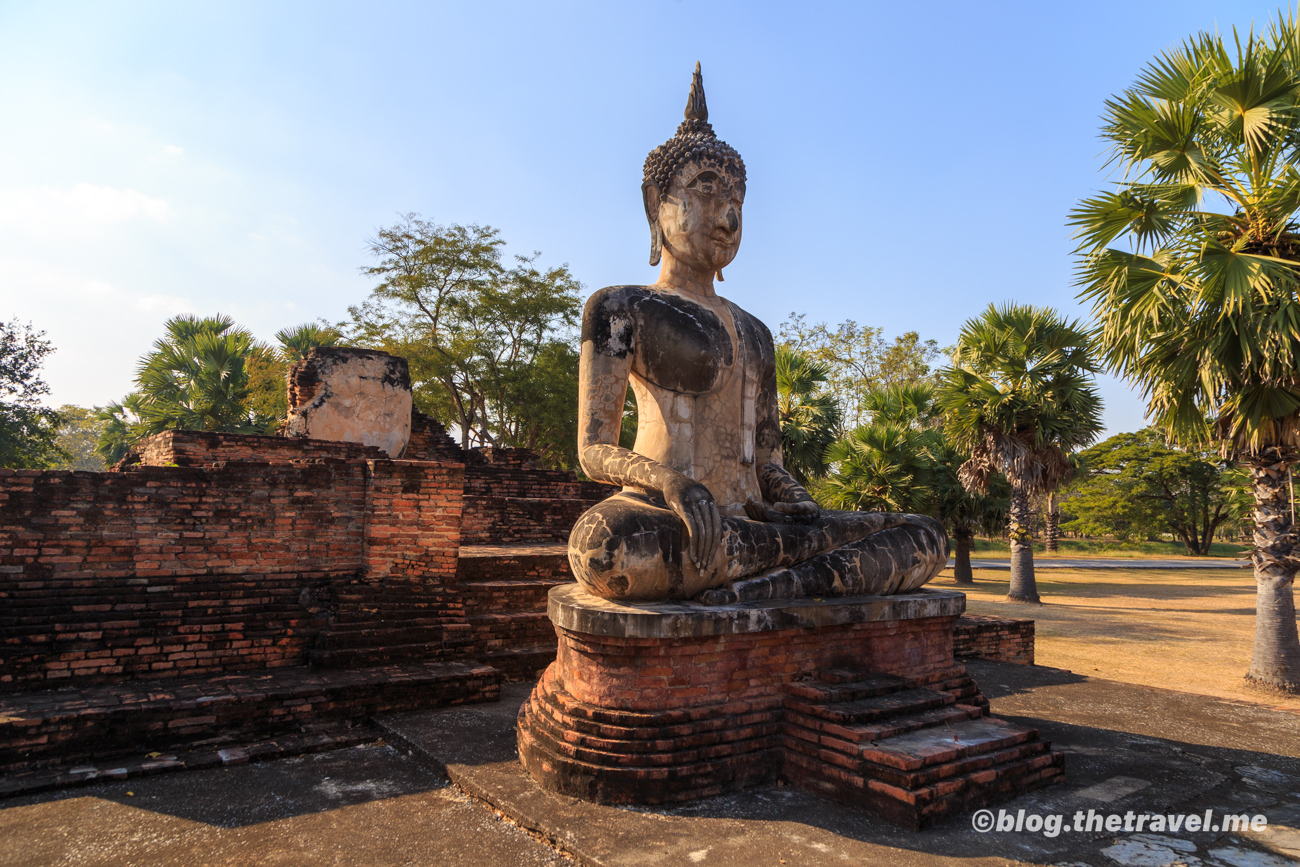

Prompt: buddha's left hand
[{"left": 744, "top": 499, "right": 819, "bottom": 524}]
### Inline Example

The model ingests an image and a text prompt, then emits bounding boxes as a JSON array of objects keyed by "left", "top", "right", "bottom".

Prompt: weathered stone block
[{"left": 286, "top": 348, "right": 413, "bottom": 458}]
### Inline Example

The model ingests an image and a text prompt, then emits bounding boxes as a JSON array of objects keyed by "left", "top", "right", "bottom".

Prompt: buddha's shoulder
[
  {"left": 582, "top": 285, "right": 654, "bottom": 318},
  {"left": 582, "top": 284, "right": 719, "bottom": 331}
]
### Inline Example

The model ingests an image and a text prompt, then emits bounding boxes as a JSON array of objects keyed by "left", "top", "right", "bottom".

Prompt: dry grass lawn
[{"left": 939, "top": 566, "right": 1300, "bottom": 712}]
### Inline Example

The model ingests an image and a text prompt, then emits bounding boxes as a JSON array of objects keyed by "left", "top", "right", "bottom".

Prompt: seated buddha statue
[{"left": 568, "top": 64, "right": 948, "bottom": 604}]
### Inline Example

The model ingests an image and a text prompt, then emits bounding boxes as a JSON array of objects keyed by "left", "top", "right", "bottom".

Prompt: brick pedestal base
[{"left": 517, "top": 586, "right": 1063, "bottom": 828}]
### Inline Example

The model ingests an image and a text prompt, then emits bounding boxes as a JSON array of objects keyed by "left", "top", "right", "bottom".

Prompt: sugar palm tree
[
  {"left": 133, "top": 314, "right": 267, "bottom": 436},
  {"left": 1073, "top": 14, "right": 1300, "bottom": 692},
  {"left": 776, "top": 345, "right": 841, "bottom": 485},
  {"left": 936, "top": 303, "right": 1103, "bottom": 602},
  {"left": 275, "top": 322, "right": 341, "bottom": 363},
  {"left": 817, "top": 422, "right": 937, "bottom": 514},
  {"left": 933, "top": 440, "right": 1010, "bottom": 585}
]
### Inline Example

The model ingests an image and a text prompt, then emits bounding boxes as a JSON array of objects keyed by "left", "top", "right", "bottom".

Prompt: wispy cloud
[{"left": 0, "top": 183, "right": 174, "bottom": 231}]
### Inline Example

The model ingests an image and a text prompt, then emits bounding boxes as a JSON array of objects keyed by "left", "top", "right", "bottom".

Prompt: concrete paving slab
[
  {"left": 0, "top": 741, "right": 573, "bottom": 866},
  {"left": 377, "top": 664, "right": 1300, "bottom": 867}
]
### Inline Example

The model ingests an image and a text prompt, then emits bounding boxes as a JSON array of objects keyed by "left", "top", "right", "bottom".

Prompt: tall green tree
[
  {"left": 775, "top": 346, "right": 841, "bottom": 485},
  {"left": 1072, "top": 14, "right": 1300, "bottom": 691},
  {"left": 936, "top": 303, "right": 1103, "bottom": 603},
  {"left": 52, "top": 405, "right": 106, "bottom": 471},
  {"left": 348, "top": 215, "right": 583, "bottom": 468},
  {"left": 779, "top": 314, "right": 947, "bottom": 428},
  {"left": 0, "top": 319, "right": 63, "bottom": 468},
  {"left": 1064, "top": 430, "right": 1238, "bottom": 555}
]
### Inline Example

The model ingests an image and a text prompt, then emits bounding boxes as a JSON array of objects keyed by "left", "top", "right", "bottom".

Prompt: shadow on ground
[
  {"left": 373, "top": 665, "right": 1300, "bottom": 866},
  {"left": 0, "top": 744, "right": 447, "bottom": 828}
]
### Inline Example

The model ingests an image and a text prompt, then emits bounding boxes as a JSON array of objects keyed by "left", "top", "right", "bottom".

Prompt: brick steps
[
  {"left": 477, "top": 645, "right": 557, "bottom": 682},
  {"left": 780, "top": 668, "right": 1062, "bottom": 828},
  {"left": 468, "top": 612, "right": 554, "bottom": 649},
  {"left": 0, "top": 721, "right": 379, "bottom": 799},
  {"left": 0, "top": 660, "right": 501, "bottom": 776},
  {"left": 308, "top": 641, "right": 473, "bottom": 668},
  {"left": 315, "top": 621, "right": 465, "bottom": 649},
  {"left": 459, "top": 580, "right": 568, "bottom": 611},
  {"left": 455, "top": 544, "right": 575, "bottom": 680}
]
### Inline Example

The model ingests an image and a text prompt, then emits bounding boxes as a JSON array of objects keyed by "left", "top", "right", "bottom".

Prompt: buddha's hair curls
[{"left": 642, "top": 62, "right": 746, "bottom": 195}]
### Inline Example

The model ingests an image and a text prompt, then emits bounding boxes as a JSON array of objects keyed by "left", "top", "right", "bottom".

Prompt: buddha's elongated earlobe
[
  {"left": 715, "top": 269, "right": 724, "bottom": 281},
  {"left": 642, "top": 181, "right": 663, "bottom": 266}
]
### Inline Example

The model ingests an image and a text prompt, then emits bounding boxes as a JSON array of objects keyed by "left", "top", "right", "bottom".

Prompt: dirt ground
[{"left": 940, "top": 566, "right": 1300, "bottom": 713}]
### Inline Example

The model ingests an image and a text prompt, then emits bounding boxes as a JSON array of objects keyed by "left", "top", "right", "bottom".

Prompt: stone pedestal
[{"left": 517, "top": 585, "right": 1063, "bottom": 828}]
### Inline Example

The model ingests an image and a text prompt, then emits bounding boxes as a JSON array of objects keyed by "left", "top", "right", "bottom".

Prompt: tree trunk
[
  {"left": 1007, "top": 483, "right": 1040, "bottom": 603},
  {"left": 952, "top": 531, "right": 974, "bottom": 585},
  {"left": 1245, "top": 451, "right": 1300, "bottom": 694},
  {"left": 1044, "top": 491, "right": 1060, "bottom": 553}
]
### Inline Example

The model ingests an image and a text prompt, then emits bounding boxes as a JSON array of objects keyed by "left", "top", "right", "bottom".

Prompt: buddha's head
[{"left": 642, "top": 63, "right": 747, "bottom": 277}]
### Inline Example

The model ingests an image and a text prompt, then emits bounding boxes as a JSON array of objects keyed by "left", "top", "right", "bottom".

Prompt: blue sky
[{"left": 0, "top": 0, "right": 1286, "bottom": 435}]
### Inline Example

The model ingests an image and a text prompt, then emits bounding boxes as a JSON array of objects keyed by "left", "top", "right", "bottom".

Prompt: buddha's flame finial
[{"left": 684, "top": 61, "right": 708, "bottom": 123}]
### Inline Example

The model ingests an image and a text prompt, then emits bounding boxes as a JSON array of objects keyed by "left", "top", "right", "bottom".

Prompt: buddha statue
[{"left": 568, "top": 64, "right": 948, "bottom": 603}]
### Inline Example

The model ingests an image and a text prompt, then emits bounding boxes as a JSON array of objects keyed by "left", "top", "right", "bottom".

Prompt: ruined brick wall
[
  {"left": 0, "top": 457, "right": 467, "bottom": 691},
  {"left": 363, "top": 461, "right": 464, "bottom": 580},
  {"left": 403, "top": 411, "right": 465, "bottom": 463},
  {"left": 120, "top": 430, "right": 387, "bottom": 469},
  {"left": 953, "top": 614, "right": 1034, "bottom": 664},
  {"left": 460, "top": 448, "right": 611, "bottom": 545}
]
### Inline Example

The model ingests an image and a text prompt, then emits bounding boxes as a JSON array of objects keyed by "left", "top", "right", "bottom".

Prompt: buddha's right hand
[{"left": 662, "top": 475, "right": 722, "bottom": 570}]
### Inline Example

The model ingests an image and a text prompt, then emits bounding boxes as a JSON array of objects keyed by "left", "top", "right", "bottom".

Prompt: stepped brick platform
[
  {"left": 954, "top": 614, "right": 1034, "bottom": 665},
  {"left": 0, "top": 660, "right": 501, "bottom": 778},
  {"left": 517, "top": 585, "right": 1062, "bottom": 828},
  {"left": 457, "top": 543, "right": 576, "bottom": 681},
  {"left": 0, "top": 721, "right": 378, "bottom": 798}
]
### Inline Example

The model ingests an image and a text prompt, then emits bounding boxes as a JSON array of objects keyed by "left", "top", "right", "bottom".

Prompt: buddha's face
[{"left": 653, "top": 159, "right": 745, "bottom": 274}]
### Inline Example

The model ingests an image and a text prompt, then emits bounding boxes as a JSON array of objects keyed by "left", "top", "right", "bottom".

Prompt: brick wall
[
  {"left": 953, "top": 614, "right": 1034, "bottom": 664},
  {"left": 0, "top": 456, "right": 468, "bottom": 691},
  {"left": 0, "top": 423, "right": 614, "bottom": 692},
  {"left": 460, "top": 454, "right": 611, "bottom": 545},
  {"left": 121, "top": 430, "right": 387, "bottom": 469},
  {"left": 0, "top": 462, "right": 368, "bottom": 580},
  {"left": 363, "top": 461, "right": 464, "bottom": 580},
  {"left": 556, "top": 615, "right": 958, "bottom": 713}
]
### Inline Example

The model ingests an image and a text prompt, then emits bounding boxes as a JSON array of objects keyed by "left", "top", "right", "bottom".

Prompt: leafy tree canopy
[
  {"left": 1064, "top": 429, "right": 1243, "bottom": 555},
  {"left": 51, "top": 405, "right": 106, "bottom": 471},
  {"left": 778, "top": 314, "right": 947, "bottom": 429},
  {"left": 0, "top": 319, "right": 63, "bottom": 469},
  {"left": 348, "top": 215, "right": 583, "bottom": 469}
]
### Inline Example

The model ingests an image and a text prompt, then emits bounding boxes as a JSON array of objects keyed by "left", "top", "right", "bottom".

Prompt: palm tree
[
  {"left": 817, "top": 422, "right": 937, "bottom": 514},
  {"left": 936, "top": 303, "right": 1103, "bottom": 603},
  {"left": 776, "top": 345, "right": 842, "bottom": 485},
  {"left": 1073, "top": 15, "right": 1300, "bottom": 692},
  {"left": 275, "top": 323, "right": 341, "bottom": 362},
  {"left": 1043, "top": 453, "right": 1084, "bottom": 553},
  {"left": 133, "top": 315, "right": 267, "bottom": 436},
  {"left": 933, "top": 441, "right": 1010, "bottom": 585}
]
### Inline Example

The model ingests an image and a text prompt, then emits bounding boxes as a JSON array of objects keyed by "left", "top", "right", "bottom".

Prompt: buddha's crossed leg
[{"left": 567, "top": 491, "right": 949, "bottom": 602}]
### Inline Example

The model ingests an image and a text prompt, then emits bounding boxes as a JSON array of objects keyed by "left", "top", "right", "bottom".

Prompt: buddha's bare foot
[{"left": 696, "top": 587, "right": 739, "bottom": 605}]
